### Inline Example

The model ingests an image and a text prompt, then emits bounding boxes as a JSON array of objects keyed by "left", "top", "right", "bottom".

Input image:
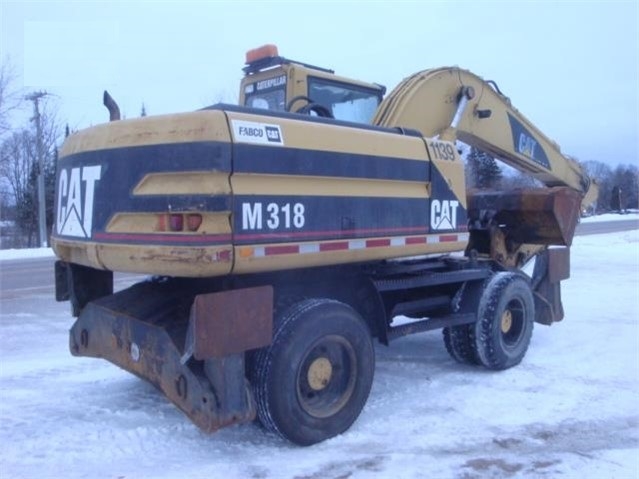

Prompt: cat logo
[
  {"left": 518, "top": 133, "right": 538, "bottom": 159},
  {"left": 56, "top": 166, "right": 101, "bottom": 238},
  {"left": 430, "top": 200, "right": 459, "bottom": 230}
]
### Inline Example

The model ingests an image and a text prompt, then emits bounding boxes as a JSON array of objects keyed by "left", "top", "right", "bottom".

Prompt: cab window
[
  {"left": 308, "top": 77, "right": 382, "bottom": 124},
  {"left": 244, "top": 74, "right": 287, "bottom": 111}
]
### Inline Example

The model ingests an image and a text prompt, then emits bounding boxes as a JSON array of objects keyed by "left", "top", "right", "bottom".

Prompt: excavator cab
[{"left": 239, "top": 44, "right": 385, "bottom": 123}]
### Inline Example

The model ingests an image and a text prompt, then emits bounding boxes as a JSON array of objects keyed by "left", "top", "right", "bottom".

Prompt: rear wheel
[
  {"left": 249, "top": 299, "right": 375, "bottom": 445},
  {"left": 443, "top": 324, "right": 480, "bottom": 365},
  {"left": 474, "top": 273, "right": 534, "bottom": 370}
]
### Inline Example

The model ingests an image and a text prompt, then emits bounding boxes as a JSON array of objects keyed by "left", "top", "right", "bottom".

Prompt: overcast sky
[{"left": 1, "top": 1, "right": 637, "bottom": 167}]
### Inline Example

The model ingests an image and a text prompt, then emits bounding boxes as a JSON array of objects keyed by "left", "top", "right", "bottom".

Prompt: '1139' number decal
[{"left": 428, "top": 141, "right": 456, "bottom": 161}]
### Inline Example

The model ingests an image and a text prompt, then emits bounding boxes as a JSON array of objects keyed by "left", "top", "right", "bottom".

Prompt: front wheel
[
  {"left": 474, "top": 273, "right": 534, "bottom": 370},
  {"left": 249, "top": 299, "right": 375, "bottom": 445}
]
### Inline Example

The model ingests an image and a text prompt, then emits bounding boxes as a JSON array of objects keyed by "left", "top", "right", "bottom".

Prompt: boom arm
[{"left": 373, "top": 68, "right": 595, "bottom": 200}]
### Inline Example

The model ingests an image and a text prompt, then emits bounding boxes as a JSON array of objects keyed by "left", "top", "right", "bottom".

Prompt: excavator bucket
[{"left": 467, "top": 187, "right": 582, "bottom": 246}]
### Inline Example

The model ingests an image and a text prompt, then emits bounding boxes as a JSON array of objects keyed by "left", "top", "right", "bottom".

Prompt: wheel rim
[
  {"left": 296, "top": 335, "right": 357, "bottom": 419},
  {"left": 500, "top": 310, "right": 513, "bottom": 333},
  {"left": 500, "top": 299, "right": 525, "bottom": 348}
]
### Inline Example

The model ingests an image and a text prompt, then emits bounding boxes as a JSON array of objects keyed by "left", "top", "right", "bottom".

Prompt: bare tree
[
  {"left": 0, "top": 97, "right": 61, "bottom": 246},
  {"left": 0, "top": 57, "right": 23, "bottom": 137},
  {"left": 0, "top": 130, "right": 36, "bottom": 244},
  {"left": 583, "top": 160, "right": 613, "bottom": 213}
]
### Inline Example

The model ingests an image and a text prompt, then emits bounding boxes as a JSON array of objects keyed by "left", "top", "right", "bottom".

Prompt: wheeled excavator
[{"left": 52, "top": 45, "right": 598, "bottom": 445}]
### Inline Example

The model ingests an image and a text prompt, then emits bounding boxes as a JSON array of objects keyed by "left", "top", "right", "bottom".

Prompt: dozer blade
[
  {"left": 69, "top": 280, "right": 257, "bottom": 433},
  {"left": 467, "top": 187, "right": 582, "bottom": 246}
]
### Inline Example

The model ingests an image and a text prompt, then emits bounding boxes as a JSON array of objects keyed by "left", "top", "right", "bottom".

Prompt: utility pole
[{"left": 25, "top": 91, "right": 48, "bottom": 248}]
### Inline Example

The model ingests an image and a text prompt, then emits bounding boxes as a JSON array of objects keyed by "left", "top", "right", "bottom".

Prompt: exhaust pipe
[{"left": 103, "top": 90, "right": 121, "bottom": 121}]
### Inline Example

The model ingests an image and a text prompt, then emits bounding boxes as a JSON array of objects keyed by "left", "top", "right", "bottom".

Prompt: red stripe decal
[
  {"left": 366, "top": 238, "right": 391, "bottom": 248},
  {"left": 439, "top": 235, "right": 458, "bottom": 242},
  {"left": 405, "top": 236, "right": 427, "bottom": 245},
  {"left": 235, "top": 225, "right": 428, "bottom": 241},
  {"left": 320, "top": 241, "right": 349, "bottom": 252},
  {"left": 265, "top": 245, "right": 300, "bottom": 255}
]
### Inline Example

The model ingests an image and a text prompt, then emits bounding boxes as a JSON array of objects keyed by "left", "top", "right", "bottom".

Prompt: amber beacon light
[{"left": 245, "top": 44, "right": 279, "bottom": 64}]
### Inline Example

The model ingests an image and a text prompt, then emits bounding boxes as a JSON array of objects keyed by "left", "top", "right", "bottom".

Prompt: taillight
[
  {"left": 169, "top": 214, "right": 183, "bottom": 231},
  {"left": 187, "top": 214, "right": 202, "bottom": 232},
  {"left": 157, "top": 213, "right": 202, "bottom": 232}
]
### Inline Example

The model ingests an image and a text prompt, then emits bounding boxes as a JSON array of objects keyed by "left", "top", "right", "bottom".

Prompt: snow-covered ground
[{"left": 1, "top": 229, "right": 638, "bottom": 478}]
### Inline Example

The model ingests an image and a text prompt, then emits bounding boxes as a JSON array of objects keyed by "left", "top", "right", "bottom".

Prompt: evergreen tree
[
  {"left": 612, "top": 164, "right": 639, "bottom": 211},
  {"left": 466, "top": 146, "right": 502, "bottom": 189},
  {"left": 17, "top": 161, "right": 38, "bottom": 245}
]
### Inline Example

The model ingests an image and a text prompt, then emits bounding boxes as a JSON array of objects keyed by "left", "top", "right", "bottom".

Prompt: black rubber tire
[
  {"left": 474, "top": 272, "right": 535, "bottom": 370},
  {"left": 443, "top": 324, "right": 480, "bottom": 365},
  {"left": 249, "top": 299, "right": 375, "bottom": 445}
]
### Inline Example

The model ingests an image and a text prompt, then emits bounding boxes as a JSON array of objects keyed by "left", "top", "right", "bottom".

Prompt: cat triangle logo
[
  {"left": 59, "top": 203, "right": 87, "bottom": 237},
  {"left": 433, "top": 214, "right": 454, "bottom": 230},
  {"left": 56, "top": 165, "right": 101, "bottom": 238}
]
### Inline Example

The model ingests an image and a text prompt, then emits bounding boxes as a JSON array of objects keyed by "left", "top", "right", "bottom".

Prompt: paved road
[
  {"left": 1, "top": 220, "right": 637, "bottom": 297},
  {"left": 575, "top": 218, "right": 638, "bottom": 235},
  {"left": 0, "top": 256, "right": 144, "bottom": 300}
]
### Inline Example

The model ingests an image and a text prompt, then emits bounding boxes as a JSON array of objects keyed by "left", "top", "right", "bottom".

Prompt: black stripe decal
[
  {"left": 233, "top": 144, "right": 429, "bottom": 182},
  {"left": 60, "top": 141, "right": 231, "bottom": 172},
  {"left": 56, "top": 142, "right": 233, "bottom": 234},
  {"left": 233, "top": 196, "right": 431, "bottom": 244},
  {"left": 507, "top": 113, "right": 550, "bottom": 168}
]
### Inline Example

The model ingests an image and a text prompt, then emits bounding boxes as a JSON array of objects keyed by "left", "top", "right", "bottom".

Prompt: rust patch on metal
[{"left": 191, "top": 285, "right": 273, "bottom": 359}]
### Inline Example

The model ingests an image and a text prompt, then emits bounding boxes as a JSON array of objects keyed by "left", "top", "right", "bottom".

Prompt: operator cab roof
[{"left": 243, "top": 44, "right": 335, "bottom": 75}]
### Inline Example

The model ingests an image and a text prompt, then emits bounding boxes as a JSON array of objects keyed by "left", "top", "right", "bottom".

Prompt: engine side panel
[
  {"left": 52, "top": 110, "right": 234, "bottom": 276},
  {"left": 52, "top": 108, "right": 469, "bottom": 277}
]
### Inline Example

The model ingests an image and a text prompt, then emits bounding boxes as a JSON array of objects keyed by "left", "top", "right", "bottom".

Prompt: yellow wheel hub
[
  {"left": 307, "top": 357, "right": 333, "bottom": 391},
  {"left": 501, "top": 310, "right": 513, "bottom": 333}
]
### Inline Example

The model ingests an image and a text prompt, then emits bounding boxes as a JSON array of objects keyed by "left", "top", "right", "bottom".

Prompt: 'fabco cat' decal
[{"left": 232, "top": 120, "right": 284, "bottom": 146}]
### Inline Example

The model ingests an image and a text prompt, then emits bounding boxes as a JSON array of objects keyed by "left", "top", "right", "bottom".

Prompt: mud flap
[
  {"left": 70, "top": 280, "right": 272, "bottom": 433},
  {"left": 531, "top": 247, "right": 570, "bottom": 324},
  {"left": 55, "top": 261, "right": 113, "bottom": 317}
]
